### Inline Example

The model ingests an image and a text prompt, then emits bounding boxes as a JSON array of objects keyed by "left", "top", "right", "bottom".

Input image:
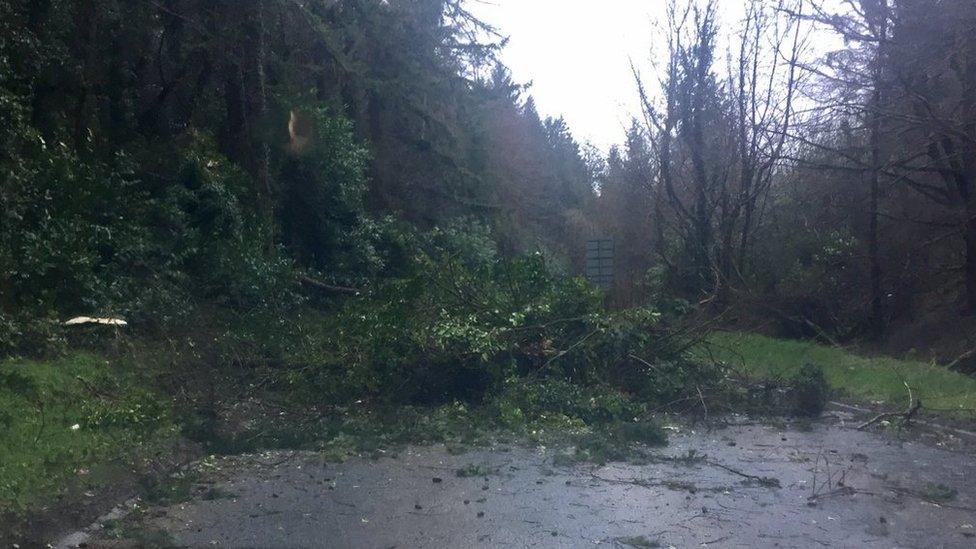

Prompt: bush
[
  {"left": 761, "top": 228, "right": 870, "bottom": 340},
  {"left": 268, "top": 221, "right": 718, "bottom": 413},
  {"left": 790, "top": 363, "right": 829, "bottom": 417},
  {"left": 0, "top": 115, "right": 299, "bottom": 348},
  {"left": 277, "top": 110, "right": 374, "bottom": 276}
]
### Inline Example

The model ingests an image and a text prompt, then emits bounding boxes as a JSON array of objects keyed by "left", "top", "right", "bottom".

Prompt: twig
[
  {"left": 697, "top": 386, "right": 708, "bottom": 420},
  {"left": 75, "top": 375, "right": 112, "bottom": 400},
  {"left": 704, "top": 459, "right": 780, "bottom": 487},
  {"left": 857, "top": 382, "right": 922, "bottom": 430},
  {"left": 628, "top": 354, "right": 661, "bottom": 371},
  {"left": 830, "top": 401, "right": 976, "bottom": 439},
  {"left": 530, "top": 330, "right": 599, "bottom": 378},
  {"left": 946, "top": 347, "right": 976, "bottom": 372},
  {"left": 808, "top": 486, "right": 880, "bottom": 503}
]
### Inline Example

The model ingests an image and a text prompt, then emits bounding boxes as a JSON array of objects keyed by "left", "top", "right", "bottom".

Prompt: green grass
[
  {"left": 704, "top": 332, "right": 976, "bottom": 419},
  {"left": 0, "top": 352, "right": 176, "bottom": 514}
]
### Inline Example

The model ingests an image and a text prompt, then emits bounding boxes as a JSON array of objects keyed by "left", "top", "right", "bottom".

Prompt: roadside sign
[{"left": 585, "top": 239, "right": 614, "bottom": 290}]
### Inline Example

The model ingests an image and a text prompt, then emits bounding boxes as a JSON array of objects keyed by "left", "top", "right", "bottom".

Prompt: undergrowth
[
  {"left": 0, "top": 353, "right": 176, "bottom": 515},
  {"left": 151, "top": 224, "right": 727, "bottom": 466},
  {"left": 1, "top": 223, "right": 732, "bottom": 536}
]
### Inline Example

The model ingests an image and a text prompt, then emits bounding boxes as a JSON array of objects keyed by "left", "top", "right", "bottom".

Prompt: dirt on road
[{"left": 62, "top": 413, "right": 976, "bottom": 548}]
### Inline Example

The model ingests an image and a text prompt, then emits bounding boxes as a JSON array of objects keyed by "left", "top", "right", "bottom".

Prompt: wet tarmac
[{"left": 75, "top": 417, "right": 976, "bottom": 548}]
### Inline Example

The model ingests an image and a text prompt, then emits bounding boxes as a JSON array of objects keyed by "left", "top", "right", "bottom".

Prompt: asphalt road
[{"left": 66, "top": 416, "right": 976, "bottom": 548}]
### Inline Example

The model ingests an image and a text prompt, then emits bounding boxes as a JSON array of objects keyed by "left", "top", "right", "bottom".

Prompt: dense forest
[
  {"left": 2, "top": 0, "right": 976, "bottom": 542},
  {"left": 5, "top": 0, "right": 976, "bottom": 365},
  {"left": 0, "top": 0, "right": 596, "bottom": 345},
  {"left": 1, "top": 2, "right": 698, "bottom": 530},
  {"left": 597, "top": 0, "right": 976, "bottom": 364}
]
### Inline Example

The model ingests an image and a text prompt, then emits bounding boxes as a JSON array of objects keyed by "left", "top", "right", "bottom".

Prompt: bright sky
[{"left": 469, "top": 1, "right": 804, "bottom": 151}]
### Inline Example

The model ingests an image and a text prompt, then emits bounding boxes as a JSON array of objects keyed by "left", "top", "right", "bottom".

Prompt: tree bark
[
  {"left": 866, "top": 10, "right": 888, "bottom": 338},
  {"left": 868, "top": 102, "right": 884, "bottom": 336},
  {"left": 964, "top": 212, "right": 976, "bottom": 312}
]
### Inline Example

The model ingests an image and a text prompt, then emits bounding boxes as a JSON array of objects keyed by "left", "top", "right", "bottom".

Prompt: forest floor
[{"left": 61, "top": 411, "right": 976, "bottom": 549}]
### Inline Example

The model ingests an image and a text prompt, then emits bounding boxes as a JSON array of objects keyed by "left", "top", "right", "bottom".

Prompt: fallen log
[{"left": 299, "top": 275, "right": 361, "bottom": 296}]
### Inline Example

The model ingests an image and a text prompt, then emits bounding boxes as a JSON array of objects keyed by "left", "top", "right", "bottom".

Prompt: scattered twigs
[
  {"left": 588, "top": 473, "right": 657, "bottom": 489},
  {"left": 857, "top": 381, "right": 921, "bottom": 430},
  {"left": 704, "top": 459, "right": 780, "bottom": 487},
  {"left": 830, "top": 400, "right": 976, "bottom": 440},
  {"left": 808, "top": 447, "right": 857, "bottom": 501}
]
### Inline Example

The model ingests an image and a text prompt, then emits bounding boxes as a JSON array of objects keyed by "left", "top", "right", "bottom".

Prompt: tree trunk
[
  {"left": 868, "top": 161, "right": 884, "bottom": 338},
  {"left": 255, "top": 1, "right": 271, "bottom": 198},
  {"left": 717, "top": 187, "right": 734, "bottom": 305},
  {"left": 866, "top": 13, "right": 888, "bottom": 338},
  {"left": 254, "top": 0, "right": 274, "bottom": 250},
  {"left": 222, "top": 63, "right": 247, "bottom": 164},
  {"left": 964, "top": 214, "right": 976, "bottom": 313},
  {"left": 72, "top": 0, "right": 97, "bottom": 148}
]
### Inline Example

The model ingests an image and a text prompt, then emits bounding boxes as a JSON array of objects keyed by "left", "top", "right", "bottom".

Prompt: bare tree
[
  {"left": 777, "top": 0, "right": 893, "bottom": 334},
  {"left": 634, "top": 0, "right": 806, "bottom": 302},
  {"left": 801, "top": 0, "right": 976, "bottom": 315}
]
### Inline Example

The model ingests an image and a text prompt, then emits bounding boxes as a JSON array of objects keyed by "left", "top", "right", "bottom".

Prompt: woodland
[{"left": 2, "top": 0, "right": 976, "bottom": 539}]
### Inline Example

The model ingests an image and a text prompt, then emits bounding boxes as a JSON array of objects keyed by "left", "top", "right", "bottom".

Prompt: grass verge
[
  {"left": 0, "top": 352, "right": 177, "bottom": 518},
  {"left": 704, "top": 332, "right": 976, "bottom": 420}
]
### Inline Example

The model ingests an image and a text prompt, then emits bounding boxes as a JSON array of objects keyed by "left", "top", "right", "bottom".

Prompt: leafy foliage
[
  {"left": 278, "top": 111, "right": 374, "bottom": 274},
  {"left": 263, "top": 222, "right": 715, "bottom": 409},
  {"left": 790, "top": 363, "right": 829, "bottom": 418}
]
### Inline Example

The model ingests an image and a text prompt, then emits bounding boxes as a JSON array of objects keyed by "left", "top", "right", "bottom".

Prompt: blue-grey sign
[{"left": 585, "top": 239, "right": 614, "bottom": 290}]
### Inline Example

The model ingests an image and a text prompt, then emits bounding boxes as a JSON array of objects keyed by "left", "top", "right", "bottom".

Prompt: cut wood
[{"left": 64, "top": 317, "right": 128, "bottom": 327}]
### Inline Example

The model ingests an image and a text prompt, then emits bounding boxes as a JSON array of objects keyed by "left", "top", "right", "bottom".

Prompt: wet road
[{"left": 71, "top": 417, "right": 976, "bottom": 548}]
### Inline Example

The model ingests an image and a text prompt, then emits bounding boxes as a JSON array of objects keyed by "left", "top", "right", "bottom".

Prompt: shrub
[
  {"left": 269, "top": 221, "right": 717, "bottom": 413},
  {"left": 790, "top": 362, "right": 829, "bottom": 417},
  {"left": 277, "top": 110, "right": 374, "bottom": 276}
]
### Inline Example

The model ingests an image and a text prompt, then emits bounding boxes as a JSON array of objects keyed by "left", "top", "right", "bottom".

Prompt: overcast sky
[{"left": 469, "top": 1, "right": 826, "bottom": 151}]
